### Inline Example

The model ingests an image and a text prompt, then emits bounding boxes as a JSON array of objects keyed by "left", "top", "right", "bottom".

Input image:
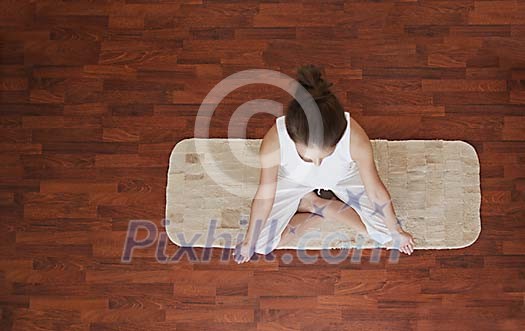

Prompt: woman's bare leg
[
  {"left": 278, "top": 191, "right": 369, "bottom": 247},
  {"left": 279, "top": 212, "right": 324, "bottom": 247},
  {"left": 297, "top": 191, "right": 369, "bottom": 236}
]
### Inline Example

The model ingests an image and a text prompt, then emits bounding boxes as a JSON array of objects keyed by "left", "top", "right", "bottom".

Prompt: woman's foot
[
  {"left": 317, "top": 188, "right": 337, "bottom": 200},
  {"left": 296, "top": 189, "right": 370, "bottom": 238},
  {"left": 297, "top": 190, "right": 319, "bottom": 213}
]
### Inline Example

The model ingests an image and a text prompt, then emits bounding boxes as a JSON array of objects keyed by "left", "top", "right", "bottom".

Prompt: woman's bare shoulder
[
  {"left": 349, "top": 116, "right": 367, "bottom": 139},
  {"left": 259, "top": 123, "right": 280, "bottom": 167},
  {"left": 349, "top": 116, "right": 372, "bottom": 161}
]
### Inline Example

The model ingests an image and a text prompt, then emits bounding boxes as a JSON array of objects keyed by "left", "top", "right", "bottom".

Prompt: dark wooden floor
[{"left": 1, "top": 0, "right": 524, "bottom": 330}]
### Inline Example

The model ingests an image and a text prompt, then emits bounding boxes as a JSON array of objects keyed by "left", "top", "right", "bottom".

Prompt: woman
[{"left": 234, "top": 64, "right": 415, "bottom": 264}]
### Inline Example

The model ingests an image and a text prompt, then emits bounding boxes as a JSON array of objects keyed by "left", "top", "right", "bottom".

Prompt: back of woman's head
[{"left": 285, "top": 64, "right": 346, "bottom": 149}]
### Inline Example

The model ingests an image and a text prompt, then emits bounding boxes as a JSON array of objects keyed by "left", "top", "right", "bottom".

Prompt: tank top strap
[
  {"left": 275, "top": 116, "right": 290, "bottom": 166},
  {"left": 322, "top": 111, "right": 352, "bottom": 164},
  {"left": 339, "top": 111, "right": 353, "bottom": 162}
]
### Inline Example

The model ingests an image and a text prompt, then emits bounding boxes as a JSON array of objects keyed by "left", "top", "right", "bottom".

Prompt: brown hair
[{"left": 285, "top": 64, "right": 346, "bottom": 149}]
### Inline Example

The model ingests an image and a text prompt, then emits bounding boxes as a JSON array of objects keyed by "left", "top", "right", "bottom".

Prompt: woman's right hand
[
  {"left": 233, "top": 240, "right": 255, "bottom": 264},
  {"left": 391, "top": 230, "right": 415, "bottom": 255}
]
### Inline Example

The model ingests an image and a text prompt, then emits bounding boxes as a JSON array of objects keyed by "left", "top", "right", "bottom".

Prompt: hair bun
[{"left": 296, "top": 64, "right": 333, "bottom": 100}]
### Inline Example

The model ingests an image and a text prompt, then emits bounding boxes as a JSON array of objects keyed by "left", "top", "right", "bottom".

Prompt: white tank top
[{"left": 276, "top": 111, "right": 353, "bottom": 191}]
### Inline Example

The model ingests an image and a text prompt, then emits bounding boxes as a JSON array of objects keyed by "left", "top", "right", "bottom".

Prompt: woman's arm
[
  {"left": 242, "top": 125, "right": 280, "bottom": 244},
  {"left": 349, "top": 118, "right": 401, "bottom": 233},
  {"left": 349, "top": 118, "right": 414, "bottom": 254},
  {"left": 234, "top": 125, "right": 280, "bottom": 263}
]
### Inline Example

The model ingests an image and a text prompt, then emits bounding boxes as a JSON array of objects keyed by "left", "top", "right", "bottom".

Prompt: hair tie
[{"left": 313, "top": 93, "right": 332, "bottom": 101}]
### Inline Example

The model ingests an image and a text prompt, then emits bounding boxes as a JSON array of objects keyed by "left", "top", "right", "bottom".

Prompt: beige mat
[{"left": 165, "top": 138, "right": 481, "bottom": 251}]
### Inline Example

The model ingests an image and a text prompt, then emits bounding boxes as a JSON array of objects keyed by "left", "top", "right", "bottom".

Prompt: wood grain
[{"left": 1, "top": 0, "right": 524, "bottom": 330}]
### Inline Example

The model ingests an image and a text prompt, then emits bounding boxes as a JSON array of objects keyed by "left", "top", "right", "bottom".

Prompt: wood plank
[{"left": 1, "top": 0, "right": 523, "bottom": 329}]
